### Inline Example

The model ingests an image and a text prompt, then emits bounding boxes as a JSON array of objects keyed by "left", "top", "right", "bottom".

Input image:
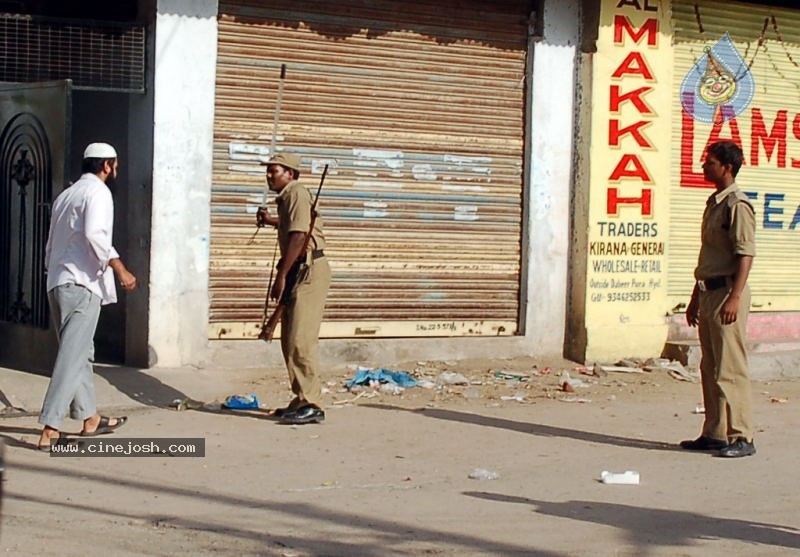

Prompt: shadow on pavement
[
  {"left": 95, "top": 366, "right": 275, "bottom": 421},
  {"left": 10, "top": 461, "right": 564, "bottom": 557},
  {"left": 465, "top": 491, "right": 800, "bottom": 552},
  {"left": 95, "top": 366, "right": 190, "bottom": 408},
  {"left": 364, "top": 404, "right": 680, "bottom": 452},
  {"left": 0, "top": 428, "right": 39, "bottom": 451},
  {"left": 0, "top": 388, "right": 29, "bottom": 416}
]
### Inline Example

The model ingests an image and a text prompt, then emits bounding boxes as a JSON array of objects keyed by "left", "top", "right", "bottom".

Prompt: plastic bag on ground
[{"left": 222, "top": 393, "right": 260, "bottom": 409}]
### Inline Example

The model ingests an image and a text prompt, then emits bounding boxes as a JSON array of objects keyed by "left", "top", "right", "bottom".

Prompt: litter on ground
[{"left": 345, "top": 367, "right": 418, "bottom": 389}]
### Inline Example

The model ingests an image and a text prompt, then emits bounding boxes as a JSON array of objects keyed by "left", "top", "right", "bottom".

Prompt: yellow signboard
[
  {"left": 669, "top": 0, "right": 800, "bottom": 311},
  {"left": 585, "top": 0, "right": 674, "bottom": 360}
]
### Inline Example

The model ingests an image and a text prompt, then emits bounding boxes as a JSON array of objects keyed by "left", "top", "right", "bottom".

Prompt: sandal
[
  {"left": 81, "top": 416, "right": 128, "bottom": 437},
  {"left": 38, "top": 433, "right": 69, "bottom": 452}
]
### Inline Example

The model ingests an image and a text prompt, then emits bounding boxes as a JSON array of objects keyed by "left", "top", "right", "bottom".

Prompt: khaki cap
[{"left": 263, "top": 152, "right": 301, "bottom": 172}]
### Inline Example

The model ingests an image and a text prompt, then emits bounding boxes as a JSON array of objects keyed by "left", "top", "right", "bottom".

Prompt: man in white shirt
[{"left": 37, "top": 143, "right": 137, "bottom": 451}]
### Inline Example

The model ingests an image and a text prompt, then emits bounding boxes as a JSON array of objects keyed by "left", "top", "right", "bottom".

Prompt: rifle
[
  {"left": 249, "top": 64, "right": 287, "bottom": 246},
  {"left": 259, "top": 164, "right": 328, "bottom": 342},
  {"left": 264, "top": 63, "right": 287, "bottom": 206}
]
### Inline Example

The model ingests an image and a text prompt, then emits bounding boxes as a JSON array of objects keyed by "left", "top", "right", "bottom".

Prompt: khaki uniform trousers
[
  {"left": 697, "top": 283, "right": 753, "bottom": 442},
  {"left": 280, "top": 257, "right": 331, "bottom": 409}
]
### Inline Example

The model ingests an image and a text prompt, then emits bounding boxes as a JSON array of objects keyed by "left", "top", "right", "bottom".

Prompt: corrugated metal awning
[
  {"left": 211, "top": 0, "right": 530, "bottom": 339},
  {"left": 670, "top": 0, "right": 800, "bottom": 311}
]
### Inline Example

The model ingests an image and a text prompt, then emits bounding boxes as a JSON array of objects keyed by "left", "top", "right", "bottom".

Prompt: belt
[
  {"left": 697, "top": 276, "right": 729, "bottom": 292},
  {"left": 310, "top": 249, "right": 324, "bottom": 261}
]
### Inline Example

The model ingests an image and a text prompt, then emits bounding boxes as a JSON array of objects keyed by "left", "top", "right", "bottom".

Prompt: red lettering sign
[
  {"left": 613, "top": 15, "right": 658, "bottom": 46},
  {"left": 611, "top": 52, "right": 655, "bottom": 80},
  {"left": 609, "top": 154, "right": 652, "bottom": 182},
  {"left": 751, "top": 108, "right": 787, "bottom": 168},
  {"left": 707, "top": 118, "right": 743, "bottom": 149},
  {"left": 604, "top": 3, "right": 659, "bottom": 220},
  {"left": 616, "top": 0, "right": 658, "bottom": 11},
  {"left": 679, "top": 102, "right": 707, "bottom": 188},
  {"left": 607, "top": 188, "right": 653, "bottom": 216},
  {"left": 792, "top": 114, "right": 800, "bottom": 169},
  {"left": 609, "top": 85, "right": 654, "bottom": 114},
  {"left": 609, "top": 120, "right": 653, "bottom": 148},
  {"left": 680, "top": 92, "right": 745, "bottom": 188}
]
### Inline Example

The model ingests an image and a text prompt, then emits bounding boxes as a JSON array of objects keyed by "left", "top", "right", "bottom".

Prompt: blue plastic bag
[
  {"left": 345, "top": 367, "right": 417, "bottom": 389},
  {"left": 222, "top": 393, "right": 260, "bottom": 409}
]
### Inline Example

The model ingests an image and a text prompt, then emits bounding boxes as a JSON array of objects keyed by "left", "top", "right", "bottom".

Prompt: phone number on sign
[{"left": 606, "top": 291, "right": 651, "bottom": 303}]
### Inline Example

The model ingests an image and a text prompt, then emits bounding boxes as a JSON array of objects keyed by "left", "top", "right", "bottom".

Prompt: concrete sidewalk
[
  {"left": 4, "top": 344, "right": 798, "bottom": 421},
  {"left": 662, "top": 342, "right": 800, "bottom": 381},
  {"left": 0, "top": 363, "right": 281, "bottom": 419}
]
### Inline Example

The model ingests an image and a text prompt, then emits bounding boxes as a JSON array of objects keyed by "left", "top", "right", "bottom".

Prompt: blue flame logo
[{"left": 680, "top": 33, "right": 755, "bottom": 124}]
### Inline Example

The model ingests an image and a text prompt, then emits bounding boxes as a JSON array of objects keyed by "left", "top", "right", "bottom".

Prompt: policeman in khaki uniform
[
  {"left": 682, "top": 141, "right": 756, "bottom": 458},
  {"left": 257, "top": 152, "right": 331, "bottom": 424}
]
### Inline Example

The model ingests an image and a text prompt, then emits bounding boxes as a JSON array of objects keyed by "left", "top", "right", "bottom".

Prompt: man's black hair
[
  {"left": 81, "top": 157, "right": 115, "bottom": 174},
  {"left": 707, "top": 141, "right": 743, "bottom": 177}
]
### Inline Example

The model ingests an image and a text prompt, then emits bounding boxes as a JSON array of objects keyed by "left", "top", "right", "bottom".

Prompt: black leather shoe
[
  {"left": 280, "top": 406, "right": 325, "bottom": 424},
  {"left": 679, "top": 436, "right": 728, "bottom": 451},
  {"left": 717, "top": 439, "right": 756, "bottom": 458},
  {"left": 273, "top": 407, "right": 292, "bottom": 418}
]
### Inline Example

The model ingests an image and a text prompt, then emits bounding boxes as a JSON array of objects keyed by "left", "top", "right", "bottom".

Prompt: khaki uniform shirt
[
  {"left": 275, "top": 180, "right": 326, "bottom": 257},
  {"left": 694, "top": 183, "right": 756, "bottom": 280}
]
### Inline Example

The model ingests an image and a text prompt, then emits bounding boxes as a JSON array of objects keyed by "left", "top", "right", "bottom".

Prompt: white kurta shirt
[{"left": 45, "top": 173, "right": 119, "bottom": 305}]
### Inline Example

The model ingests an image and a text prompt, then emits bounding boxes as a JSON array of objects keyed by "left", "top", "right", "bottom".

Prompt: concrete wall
[
  {"left": 126, "top": 0, "right": 157, "bottom": 367},
  {"left": 523, "top": 0, "right": 579, "bottom": 356},
  {"left": 149, "top": 0, "right": 218, "bottom": 366},
  {"left": 565, "top": 49, "right": 593, "bottom": 363}
]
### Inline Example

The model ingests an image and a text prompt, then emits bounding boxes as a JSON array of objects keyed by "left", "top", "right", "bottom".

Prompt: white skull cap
[{"left": 83, "top": 142, "right": 117, "bottom": 159}]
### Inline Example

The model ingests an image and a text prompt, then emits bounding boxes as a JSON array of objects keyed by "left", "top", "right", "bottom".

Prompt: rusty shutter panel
[
  {"left": 669, "top": 0, "right": 800, "bottom": 311},
  {"left": 211, "top": 0, "right": 529, "bottom": 339}
]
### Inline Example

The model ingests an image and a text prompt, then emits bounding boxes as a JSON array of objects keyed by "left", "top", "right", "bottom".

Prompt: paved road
[{"left": 1, "top": 362, "right": 799, "bottom": 556}]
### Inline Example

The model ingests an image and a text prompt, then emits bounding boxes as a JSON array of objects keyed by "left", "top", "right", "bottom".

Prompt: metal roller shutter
[
  {"left": 670, "top": 0, "right": 800, "bottom": 310},
  {"left": 210, "top": 0, "right": 529, "bottom": 339}
]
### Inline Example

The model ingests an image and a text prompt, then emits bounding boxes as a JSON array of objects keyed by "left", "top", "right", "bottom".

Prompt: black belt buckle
[{"left": 698, "top": 277, "right": 728, "bottom": 292}]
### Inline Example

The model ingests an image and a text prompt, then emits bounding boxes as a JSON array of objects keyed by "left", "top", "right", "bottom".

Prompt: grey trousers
[{"left": 38, "top": 283, "right": 101, "bottom": 429}]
